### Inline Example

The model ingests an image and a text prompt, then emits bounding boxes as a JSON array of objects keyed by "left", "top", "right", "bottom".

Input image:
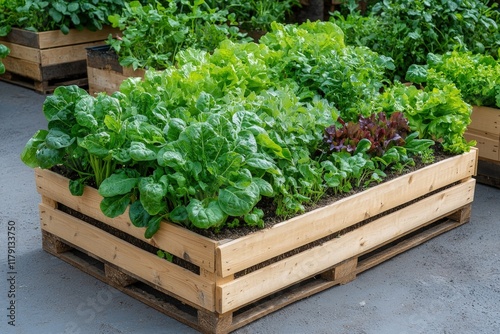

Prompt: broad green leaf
[
  {"left": 129, "top": 141, "right": 157, "bottom": 161},
  {"left": 75, "top": 96, "right": 98, "bottom": 129},
  {"left": 218, "top": 183, "right": 260, "bottom": 216},
  {"left": 234, "top": 130, "right": 257, "bottom": 155},
  {"left": 69, "top": 178, "right": 85, "bottom": 196},
  {"left": 100, "top": 194, "right": 130, "bottom": 218},
  {"left": 139, "top": 177, "right": 168, "bottom": 215},
  {"left": 187, "top": 199, "right": 227, "bottom": 229},
  {"left": 165, "top": 118, "right": 186, "bottom": 141},
  {"left": 145, "top": 216, "right": 163, "bottom": 239},
  {"left": 45, "top": 128, "right": 74, "bottom": 149},
  {"left": 126, "top": 117, "right": 165, "bottom": 144},
  {"left": 169, "top": 205, "right": 188, "bottom": 224},
  {"left": 35, "top": 143, "right": 64, "bottom": 169},
  {"left": 129, "top": 200, "right": 150, "bottom": 228},
  {"left": 405, "top": 64, "right": 428, "bottom": 84},
  {"left": 20, "top": 130, "right": 48, "bottom": 168},
  {"left": 48, "top": 8, "right": 63, "bottom": 23},
  {"left": 78, "top": 132, "right": 111, "bottom": 157},
  {"left": 0, "top": 44, "right": 9, "bottom": 57},
  {"left": 157, "top": 145, "right": 185, "bottom": 168},
  {"left": 354, "top": 138, "right": 372, "bottom": 155},
  {"left": 98, "top": 171, "right": 138, "bottom": 197},
  {"left": 252, "top": 178, "right": 274, "bottom": 197}
]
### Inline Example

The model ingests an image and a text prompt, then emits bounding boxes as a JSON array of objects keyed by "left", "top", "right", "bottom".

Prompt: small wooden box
[
  {"left": 0, "top": 27, "right": 116, "bottom": 93},
  {"left": 465, "top": 106, "right": 500, "bottom": 161},
  {"left": 35, "top": 149, "right": 477, "bottom": 334},
  {"left": 86, "top": 45, "right": 144, "bottom": 95}
]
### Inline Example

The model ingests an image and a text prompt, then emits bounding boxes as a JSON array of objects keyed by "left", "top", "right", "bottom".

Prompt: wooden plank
[
  {"left": 465, "top": 131, "right": 499, "bottom": 161},
  {"left": 41, "top": 233, "right": 204, "bottom": 332},
  {"left": 40, "top": 60, "right": 87, "bottom": 80},
  {"left": 0, "top": 27, "right": 116, "bottom": 49},
  {"left": 39, "top": 203, "right": 215, "bottom": 311},
  {"left": 35, "top": 168, "right": 217, "bottom": 272},
  {"left": 122, "top": 66, "right": 145, "bottom": 78},
  {"left": 356, "top": 204, "right": 471, "bottom": 274},
  {"left": 40, "top": 41, "right": 107, "bottom": 66},
  {"left": 216, "top": 149, "right": 477, "bottom": 277},
  {"left": 469, "top": 106, "right": 500, "bottom": 136},
  {"left": 1, "top": 56, "right": 42, "bottom": 81},
  {"left": 228, "top": 205, "right": 471, "bottom": 333},
  {"left": 216, "top": 179, "right": 475, "bottom": 313},
  {"left": 0, "top": 41, "right": 40, "bottom": 63},
  {"left": 0, "top": 28, "right": 40, "bottom": 48},
  {"left": 37, "top": 26, "right": 117, "bottom": 49},
  {"left": 475, "top": 158, "right": 500, "bottom": 188},
  {"left": 87, "top": 66, "right": 129, "bottom": 95}
]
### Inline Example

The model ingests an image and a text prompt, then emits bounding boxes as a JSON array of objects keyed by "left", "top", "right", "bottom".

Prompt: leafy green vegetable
[
  {"left": 0, "top": 0, "right": 129, "bottom": 34},
  {"left": 332, "top": 0, "right": 500, "bottom": 78},
  {"left": 406, "top": 51, "right": 500, "bottom": 108},
  {"left": 376, "top": 82, "right": 475, "bottom": 154},
  {"left": 0, "top": 43, "right": 9, "bottom": 74},
  {"left": 205, "top": 0, "right": 300, "bottom": 32},
  {"left": 20, "top": 20, "right": 473, "bottom": 238},
  {"left": 107, "top": 0, "right": 249, "bottom": 70}
]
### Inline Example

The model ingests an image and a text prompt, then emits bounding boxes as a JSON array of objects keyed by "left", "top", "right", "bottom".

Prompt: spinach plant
[{"left": 1, "top": 0, "right": 128, "bottom": 34}]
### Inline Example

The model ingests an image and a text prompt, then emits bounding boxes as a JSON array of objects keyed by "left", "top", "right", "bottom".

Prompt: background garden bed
[
  {"left": 464, "top": 106, "right": 500, "bottom": 188},
  {"left": 0, "top": 27, "right": 115, "bottom": 93}
]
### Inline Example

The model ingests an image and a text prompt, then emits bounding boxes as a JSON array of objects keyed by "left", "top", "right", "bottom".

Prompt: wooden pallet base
[
  {"left": 475, "top": 158, "right": 500, "bottom": 188},
  {"left": 0, "top": 69, "right": 88, "bottom": 94},
  {"left": 42, "top": 204, "right": 471, "bottom": 334}
]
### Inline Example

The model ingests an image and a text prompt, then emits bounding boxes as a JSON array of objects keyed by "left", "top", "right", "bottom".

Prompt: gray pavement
[{"left": 1, "top": 80, "right": 499, "bottom": 334}]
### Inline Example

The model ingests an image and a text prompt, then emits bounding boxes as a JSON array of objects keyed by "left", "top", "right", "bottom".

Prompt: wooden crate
[
  {"left": 465, "top": 106, "right": 500, "bottom": 161},
  {"left": 464, "top": 106, "right": 500, "bottom": 187},
  {"left": 86, "top": 45, "right": 145, "bottom": 95},
  {"left": 35, "top": 148, "right": 478, "bottom": 334},
  {"left": 0, "top": 26, "right": 116, "bottom": 93}
]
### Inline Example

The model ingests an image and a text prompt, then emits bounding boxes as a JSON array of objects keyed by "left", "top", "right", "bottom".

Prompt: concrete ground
[{"left": 1, "top": 80, "right": 499, "bottom": 334}]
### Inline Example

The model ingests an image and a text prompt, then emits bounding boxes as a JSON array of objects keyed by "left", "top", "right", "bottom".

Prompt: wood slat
[
  {"left": 469, "top": 106, "right": 500, "bottom": 136},
  {"left": 40, "top": 41, "right": 107, "bottom": 66},
  {"left": 37, "top": 26, "right": 116, "bottom": 49},
  {"left": 216, "top": 149, "right": 477, "bottom": 277},
  {"left": 87, "top": 66, "right": 129, "bottom": 95},
  {"left": 216, "top": 179, "right": 475, "bottom": 313},
  {"left": 475, "top": 158, "right": 500, "bottom": 188},
  {"left": 0, "top": 27, "right": 116, "bottom": 49},
  {"left": 1, "top": 56, "right": 42, "bottom": 81},
  {"left": 0, "top": 41, "right": 40, "bottom": 63},
  {"left": 39, "top": 203, "right": 215, "bottom": 311},
  {"left": 465, "top": 131, "right": 499, "bottom": 161},
  {"left": 35, "top": 168, "right": 217, "bottom": 272}
]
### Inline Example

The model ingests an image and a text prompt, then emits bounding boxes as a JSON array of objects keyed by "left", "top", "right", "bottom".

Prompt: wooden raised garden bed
[
  {"left": 86, "top": 45, "right": 145, "bottom": 95},
  {"left": 464, "top": 106, "right": 500, "bottom": 187},
  {"left": 36, "top": 148, "right": 477, "bottom": 334},
  {"left": 0, "top": 27, "right": 115, "bottom": 93}
]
